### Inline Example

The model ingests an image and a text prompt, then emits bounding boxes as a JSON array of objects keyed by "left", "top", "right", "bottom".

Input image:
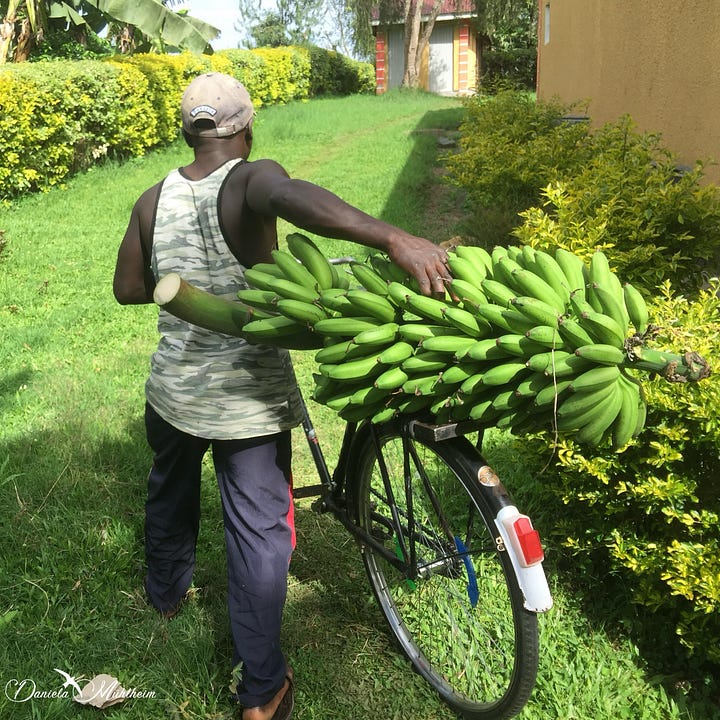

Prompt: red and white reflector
[{"left": 511, "top": 516, "right": 545, "bottom": 566}]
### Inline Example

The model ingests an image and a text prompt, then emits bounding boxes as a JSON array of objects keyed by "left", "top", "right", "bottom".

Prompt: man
[{"left": 113, "top": 72, "right": 451, "bottom": 720}]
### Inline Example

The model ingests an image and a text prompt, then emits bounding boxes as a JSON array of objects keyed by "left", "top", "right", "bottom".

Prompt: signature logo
[{"left": 4, "top": 669, "right": 155, "bottom": 704}]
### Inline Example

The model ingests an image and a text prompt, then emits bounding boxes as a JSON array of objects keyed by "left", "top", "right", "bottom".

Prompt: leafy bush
[
  {"left": 307, "top": 45, "right": 376, "bottom": 96},
  {"left": 446, "top": 91, "right": 594, "bottom": 242},
  {"left": 0, "top": 47, "right": 373, "bottom": 203},
  {"left": 513, "top": 118, "right": 720, "bottom": 294},
  {"left": 448, "top": 92, "right": 720, "bottom": 292},
  {"left": 480, "top": 48, "right": 537, "bottom": 92}
]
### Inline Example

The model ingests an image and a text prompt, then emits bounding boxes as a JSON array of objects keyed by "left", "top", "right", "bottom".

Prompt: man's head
[{"left": 181, "top": 72, "right": 255, "bottom": 140}]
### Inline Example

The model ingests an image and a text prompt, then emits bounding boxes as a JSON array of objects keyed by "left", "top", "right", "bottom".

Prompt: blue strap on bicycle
[{"left": 454, "top": 535, "right": 479, "bottom": 608}]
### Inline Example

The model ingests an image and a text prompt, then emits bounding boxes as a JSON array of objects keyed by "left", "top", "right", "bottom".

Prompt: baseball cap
[{"left": 181, "top": 72, "right": 255, "bottom": 138}]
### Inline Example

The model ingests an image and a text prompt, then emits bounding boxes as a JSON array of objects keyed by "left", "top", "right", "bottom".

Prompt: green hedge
[
  {"left": 449, "top": 91, "right": 720, "bottom": 670},
  {"left": 0, "top": 47, "right": 374, "bottom": 203}
]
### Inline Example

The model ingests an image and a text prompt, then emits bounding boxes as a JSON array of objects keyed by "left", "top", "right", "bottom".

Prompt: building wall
[{"left": 537, "top": 0, "right": 720, "bottom": 183}]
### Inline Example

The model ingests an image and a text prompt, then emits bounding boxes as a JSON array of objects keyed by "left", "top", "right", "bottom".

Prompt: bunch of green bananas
[{"left": 194, "top": 233, "right": 712, "bottom": 449}]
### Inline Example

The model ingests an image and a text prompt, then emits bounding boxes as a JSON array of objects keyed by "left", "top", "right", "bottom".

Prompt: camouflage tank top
[{"left": 145, "top": 159, "right": 303, "bottom": 440}]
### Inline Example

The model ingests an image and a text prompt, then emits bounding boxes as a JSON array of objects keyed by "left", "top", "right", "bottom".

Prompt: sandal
[{"left": 270, "top": 674, "right": 294, "bottom": 720}]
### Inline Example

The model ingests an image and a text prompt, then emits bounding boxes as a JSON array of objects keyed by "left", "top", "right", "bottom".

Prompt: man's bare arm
[
  {"left": 245, "top": 161, "right": 451, "bottom": 296},
  {"left": 113, "top": 189, "right": 158, "bottom": 305}
]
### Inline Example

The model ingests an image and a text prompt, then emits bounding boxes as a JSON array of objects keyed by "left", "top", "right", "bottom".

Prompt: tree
[
  {"left": 0, "top": 0, "right": 220, "bottom": 63},
  {"left": 236, "top": 0, "right": 324, "bottom": 48}
]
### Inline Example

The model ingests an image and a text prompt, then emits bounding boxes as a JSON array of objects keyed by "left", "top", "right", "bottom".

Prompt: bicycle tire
[{"left": 349, "top": 421, "right": 539, "bottom": 720}]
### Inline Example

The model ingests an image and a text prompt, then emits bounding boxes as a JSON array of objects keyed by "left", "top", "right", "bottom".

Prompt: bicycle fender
[{"left": 495, "top": 505, "right": 553, "bottom": 613}]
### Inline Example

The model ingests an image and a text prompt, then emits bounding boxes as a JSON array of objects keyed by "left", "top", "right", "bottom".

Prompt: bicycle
[
  {"left": 153, "top": 264, "right": 554, "bottom": 719},
  {"left": 293, "top": 390, "right": 553, "bottom": 720}
]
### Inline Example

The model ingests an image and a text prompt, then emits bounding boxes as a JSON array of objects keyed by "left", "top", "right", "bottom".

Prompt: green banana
[
  {"left": 386, "top": 281, "right": 414, "bottom": 308},
  {"left": 496, "top": 333, "right": 549, "bottom": 358},
  {"left": 557, "top": 316, "right": 596, "bottom": 350},
  {"left": 420, "top": 335, "right": 477, "bottom": 356},
  {"left": 447, "top": 254, "right": 481, "bottom": 284},
  {"left": 397, "top": 323, "right": 458, "bottom": 343},
  {"left": 493, "top": 254, "right": 524, "bottom": 287},
  {"left": 491, "top": 388, "right": 527, "bottom": 411},
  {"left": 324, "top": 386, "right": 361, "bottom": 412},
  {"left": 396, "top": 394, "right": 433, "bottom": 415},
  {"left": 481, "top": 278, "right": 516, "bottom": 307},
  {"left": 588, "top": 249, "right": 613, "bottom": 289},
  {"left": 533, "top": 378, "right": 573, "bottom": 408},
  {"left": 569, "top": 364, "right": 622, "bottom": 393},
  {"left": 271, "top": 248, "right": 319, "bottom": 290},
  {"left": 514, "top": 373, "right": 553, "bottom": 398},
  {"left": 573, "top": 382, "right": 624, "bottom": 446},
  {"left": 275, "top": 298, "right": 327, "bottom": 324},
  {"left": 443, "top": 305, "right": 486, "bottom": 337},
  {"left": 244, "top": 267, "right": 285, "bottom": 293},
  {"left": 468, "top": 398, "right": 500, "bottom": 422},
  {"left": 574, "top": 343, "right": 625, "bottom": 366},
  {"left": 237, "top": 288, "right": 279, "bottom": 313},
  {"left": 525, "top": 325, "right": 564, "bottom": 349},
  {"left": 525, "top": 349, "right": 574, "bottom": 373},
  {"left": 371, "top": 405, "right": 397, "bottom": 424},
  {"left": 611, "top": 374, "right": 640, "bottom": 449},
  {"left": 373, "top": 366, "right": 409, "bottom": 391},
  {"left": 286, "top": 233, "right": 334, "bottom": 290},
  {"left": 569, "top": 290, "right": 596, "bottom": 318},
  {"left": 511, "top": 295, "right": 561, "bottom": 329},
  {"left": 377, "top": 341, "right": 415, "bottom": 365},
  {"left": 578, "top": 309, "right": 626, "bottom": 347},
  {"left": 313, "top": 316, "right": 378, "bottom": 337},
  {"left": 405, "top": 294, "right": 451, "bottom": 324},
  {"left": 350, "top": 261, "right": 390, "bottom": 296},
  {"left": 557, "top": 382, "right": 619, "bottom": 420},
  {"left": 370, "top": 255, "right": 409, "bottom": 284},
  {"left": 480, "top": 361, "right": 528, "bottom": 387},
  {"left": 590, "top": 282, "right": 630, "bottom": 333},
  {"left": 352, "top": 322, "right": 400, "bottom": 346},
  {"left": 314, "top": 339, "right": 370, "bottom": 364},
  {"left": 320, "top": 355, "right": 384, "bottom": 382},
  {"left": 448, "top": 278, "right": 487, "bottom": 308},
  {"left": 466, "top": 337, "right": 513, "bottom": 361},
  {"left": 439, "top": 363, "right": 482, "bottom": 386},
  {"left": 345, "top": 289, "right": 398, "bottom": 323},
  {"left": 543, "top": 354, "right": 594, "bottom": 378},
  {"left": 455, "top": 245, "right": 492, "bottom": 277},
  {"left": 350, "top": 384, "right": 392, "bottom": 407},
  {"left": 251, "top": 262, "right": 286, "bottom": 279},
  {"left": 510, "top": 267, "right": 567, "bottom": 313},
  {"left": 401, "top": 351, "right": 448, "bottom": 373},
  {"left": 318, "top": 288, "right": 365, "bottom": 316},
  {"left": 531, "top": 249, "right": 570, "bottom": 302},
  {"left": 242, "top": 315, "right": 321, "bottom": 349},
  {"left": 554, "top": 247, "right": 587, "bottom": 296},
  {"left": 623, "top": 282, "right": 649, "bottom": 336},
  {"left": 402, "top": 373, "right": 443, "bottom": 396}
]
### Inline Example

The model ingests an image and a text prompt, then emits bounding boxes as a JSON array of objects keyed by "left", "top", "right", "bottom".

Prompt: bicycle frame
[{"left": 293, "top": 391, "right": 553, "bottom": 614}]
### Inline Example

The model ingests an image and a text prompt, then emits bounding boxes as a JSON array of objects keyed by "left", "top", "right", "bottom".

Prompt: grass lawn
[{"left": 0, "top": 90, "right": 714, "bottom": 719}]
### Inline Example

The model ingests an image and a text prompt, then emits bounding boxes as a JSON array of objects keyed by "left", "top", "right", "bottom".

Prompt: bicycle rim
[{"left": 351, "top": 424, "right": 539, "bottom": 720}]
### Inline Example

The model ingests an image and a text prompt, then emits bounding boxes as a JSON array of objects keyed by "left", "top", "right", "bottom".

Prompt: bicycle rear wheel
[{"left": 350, "top": 422, "right": 539, "bottom": 720}]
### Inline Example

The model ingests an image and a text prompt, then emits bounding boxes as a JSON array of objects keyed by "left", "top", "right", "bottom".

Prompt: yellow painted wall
[{"left": 537, "top": 0, "right": 720, "bottom": 183}]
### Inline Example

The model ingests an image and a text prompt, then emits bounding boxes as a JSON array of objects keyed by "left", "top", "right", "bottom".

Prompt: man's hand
[{"left": 386, "top": 234, "right": 453, "bottom": 297}]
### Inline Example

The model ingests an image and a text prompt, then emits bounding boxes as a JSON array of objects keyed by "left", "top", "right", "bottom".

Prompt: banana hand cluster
[{"left": 226, "top": 236, "right": 711, "bottom": 449}]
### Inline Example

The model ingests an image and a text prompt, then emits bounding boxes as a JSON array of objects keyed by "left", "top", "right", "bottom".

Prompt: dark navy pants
[{"left": 143, "top": 403, "right": 295, "bottom": 708}]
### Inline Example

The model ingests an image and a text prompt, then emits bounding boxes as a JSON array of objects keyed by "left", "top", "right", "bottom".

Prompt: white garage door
[{"left": 429, "top": 24, "right": 454, "bottom": 94}]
